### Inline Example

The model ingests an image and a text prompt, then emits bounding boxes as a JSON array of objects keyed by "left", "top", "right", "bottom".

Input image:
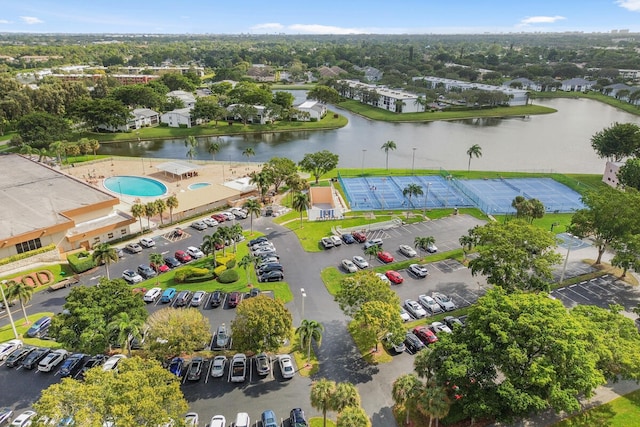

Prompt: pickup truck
[
  {"left": 230, "top": 353, "right": 247, "bottom": 382},
  {"left": 48, "top": 275, "right": 80, "bottom": 292}
]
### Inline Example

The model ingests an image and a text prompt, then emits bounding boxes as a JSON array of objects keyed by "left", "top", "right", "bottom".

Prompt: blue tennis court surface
[{"left": 339, "top": 176, "right": 584, "bottom": 214}]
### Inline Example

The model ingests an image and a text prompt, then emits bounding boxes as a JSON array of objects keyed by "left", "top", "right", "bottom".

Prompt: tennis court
[{"left": 339, "top": 175, "right": 584, "bottom": 214}]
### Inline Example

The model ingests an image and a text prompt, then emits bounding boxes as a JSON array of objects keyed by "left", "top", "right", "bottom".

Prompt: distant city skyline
[{"left": 1, "top": 0, "right": 640, "bottom": 35}]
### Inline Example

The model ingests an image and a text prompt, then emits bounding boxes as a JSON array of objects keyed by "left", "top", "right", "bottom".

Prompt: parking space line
[{"left": 552, "top": 290, "right": 579, "bottom": 306}]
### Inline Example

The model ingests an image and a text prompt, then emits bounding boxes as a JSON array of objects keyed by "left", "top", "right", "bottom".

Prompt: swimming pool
[
  {"left": 104, "top": 176, "right": 168, "bottom": 197},
  {"left": 188, "top": 182, "right": 211, "bottom": 190}
]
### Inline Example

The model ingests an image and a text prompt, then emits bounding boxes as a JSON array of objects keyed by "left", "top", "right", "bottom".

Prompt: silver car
[
  {"left": 191, "top": 221, "right": 208, "bottom": 231},
  {"left": 433, "top": 292, "right": 456, "bottom": 311},
  {"left": 352, "top": 255, "right": 369, "bottom": 269}
]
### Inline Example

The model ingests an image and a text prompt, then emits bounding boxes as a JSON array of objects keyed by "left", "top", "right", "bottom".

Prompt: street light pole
[
  {"left": 411, "top": 148, "right": 416, "bottom": 175},
  {"left": 0, "top": 280, "right": 18, "bottom": 339},
  {"left": 361, "top": 149, "right": 367, "bottom": 176},
  {"left": 300, "top": 288, "right": 306, "bottom": 322},
  {"left": 423, "top": 182, "right": 431, "bottom": 218},
  {"left": 559, "top": 241, "right": 577, "bottom": 284}
]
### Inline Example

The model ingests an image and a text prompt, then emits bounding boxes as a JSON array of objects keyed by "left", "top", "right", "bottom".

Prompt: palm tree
[
  {"left": 202, "top": 231, "right": 224, "bottom": 267},
  {"left": 207, "top": 138, "right": 221, "bottom": 160},
  {"left": 154, "top": 199, "right": 166, "bottom": 225},
  {"left": 364, "top": 244, "right": 380, "bottom": 260},
  {"left": 149, "top": 252, "right": 164, "bottom": 285},
  {"left": 402, "top": 183, "right": 424, "bottom": 211},
  {"left": 107, "top": 312, "right": 145, "bottom": 357},
  {"left": 89, "top": 139, "right": 100, "bottom": 158},
  {"left": 92, "top": 243, "right": 118, "bottom": 280},
  {"left": 242, "top": 198, "right": 262, "bottom": 234},
  {"left": 392, "top": 374, "right": 422, "bottom": 425},
  {"left": 238, "top": 254, "right": 256, "bottom": 286},
  {"left": 166, "top": 195, "right": 179, "bottom": 223},
  {"left": 242, "top": 147, "right": 255, "bottom": 161},
  {"left": 6, "top": 280, "right": 34, "bottom": 326},
  {"left": 416, "top": 381, "right": 451, "bottom": 427},
  {"left": 285, "top": 174, "right": 308, "bottom": 205},
  {"left": 131, "top": 203, "right": 145, "bottom": 231},
  {"left": 415, "top": 236, "right": 436, "bottom": 255},
  {"left": 292, "top": 192, "right": 310, "bottom": 228},
  {"left": 185, "top": 135, "right": 198, "bottom": 161},
  {"left": 216, "top": 226, "right": 231, "bottom": 256},
  {"left": 310, "top": 378, "right": 336, "bottom": 427},
  {"left": 459, "top": 235, "right": 476, "bottom": 261},
  {"left": 381, "top": 140, "right": 397, "bottom": 170},
  {"left": 229, "top": 223, "right": 243, "bottom": 253},
  {"left": 144, "top": 202, "right": 157, "bottom": 229},
  {"left": 466, "top": 144, "right": 482, "bottom": 172},
  {"left": 295, "top": 319, "right": 324, "bottom": 364},
  {"left": 49, "top": 140, "right": 66, "bottom": 165},
  {"left": 336, "top": 406, "right": 370, "bottom": 427},
  {"left": 331, "top": 382, "right": 361, "bottom": 413},
  {"left": 249, "top": 170, "right": 273, "bottom": 202}
]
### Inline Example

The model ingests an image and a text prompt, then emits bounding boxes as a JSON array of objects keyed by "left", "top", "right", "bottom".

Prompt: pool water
[
  {"left": 104, "top": 176, "right": 168, "bottom": 197},
  {"left": 188, "top": 182, "right": 211, "bottom": 190}
]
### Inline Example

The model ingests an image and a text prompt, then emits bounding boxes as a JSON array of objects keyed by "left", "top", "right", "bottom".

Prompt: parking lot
[{"left": 551, "top": 274, "right": 640, "bottom": 311}]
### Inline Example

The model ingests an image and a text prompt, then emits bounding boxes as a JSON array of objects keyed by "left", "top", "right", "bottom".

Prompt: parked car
[
  {"left": 184, "top": 413, "right": 199, "bottom": 427},
  {"left": 160, "top": 288, "right": 177, "bottom": 303},
  {"left": 251, "top": 242, "right": 275, "bottom": 252},
  {"left": 399, "top": 244, "right": 417, "bottom": 257},
  {"left": 399, "top": 307, "right": 411, "bottom": 322},
  {"left": 404, "top": 332, "right": 426, "bottom": 354},
  {"left": 175, "top": 290, "right": 193, "bottom": 307},
  {"left": 230, "top": 207, "right": 248, "bottom": 219},
  {"left": 405, "top": 299, "right": 427, "bottom": 318},
  {"left": 278, "top": 354, "right": 294, "bottom": 379},
  {"left": 10, "top": 410, "right": 36, "bottom": 427},
  {"left": 330, "top": 235, "right": 342, "bottom": 246},
  {"left": 259, "top": 270, "right": 284, "bottom": 282},
  {"left": 143, "top": 287, "right": 163, "bottom": 303},
  {"left": 364, "top": 238, "right": 383, "bottom": 249},
  {"left": 26, "top": 316, "right": 51, "bottom": 338},
  {"left": 408, "top": 264, "right": 429, "bottom": 278},
  {"left": 375, "top": 272, "right": 391, "bottom": 284},
  {"left": 215, "top": 324, "right": 230, "bottom": 349},
  {"left": 430, "top": 321, "right": 453, "bottom": 334},
  {"left": 102, "top": 354, "right": 126, "bottom": 371},
  {"left": 0, "top": 339, "right": 23, "bottom": 361},
  {"left": 137, "top": 264, "right": 156, "bottom": 279},
  {"left": 351, "top": 231, "right": 367, "bottom": 243},
  {"left": 257, "top": 263, "right": 283, "bottom": 275},
  {"left": 433, "top": 292, "right": 457, "bottom": 311},
  {"left": 187, "top": 357, "right": 204, "bottom": 381},
  {"left": 261, "top": 410, "right": 278, "bottom": 427},
  {"left": 139, "top": 237, "right": 155, "bottom": 248},
  {"left": 174, "top": 250, "right": 192, "bottom": 263},
  {"left": 191, "top": 291, "right": 206, "bottom": 307},
  {"left": 444, "top": 316, "right": 465, "bottom": 330},
  {"left": 230, "top": 353, "right": 247, "bottom": 382},
  {"left": 320, "top": 237, "right": 334, "bottom": 249},
  {"left": 385, "top": 270, "right": 404, "bottom": 284},
  {"left": 377, "top": 251, "right": 394, "bottom": 263},
  {"left": 125, "top": 243, "right": 142, "bottom": 254},
  {"left": 228, "top": 292, "right": 241, "bottom": 307},
  {"left": 210, "top": 290, "right": 223, "bottom": 308},
  {"left": 150, "top": 262, "right": 170, "bottom": 274},
  {"left": 256, "top": 257, "right": 280, "bottom": 269},
  {"left": 59, "top": 353, "right": 85, "bottom": 377},
  {"left": 203, "top": 217, "right": 219, "bottom": 227},
  {"left": 186, "top": 246, "right": 204, "bottom": 259},
  {"left": 253, "top": 247, "right": 278, "bottom": 257},
  {"left": 21, "top": 347, "right": 51, "bottom": 370},
  {"left": 168, "top": 357, "right": 185, "bottom": 377},
  {"left": 419, "top": 294, "right": 444, "bottom": 315},
  {"left": 122, "top": 269, "right": 143, "bottom": 284},
  {"left": 209, "top": 415, "right": 226, "bottom": 427},
  {"left": 211, "top": 213, "right": 226, "bottom": 223},
  {"left": 383, "top": 333, "right": 406, "bottom": 354},
  {"left": 249, "top": 236, "right": 269, "bottom": 246},
  {"left": 413, "top": 326, "right": 439, "bottom": 345},
  {"left": 5, "top": 346, "right": 35, "bottom": 367},
  {"left": 289, "top": 408, "right": 307, "bottom": 427},
  {"left": 341, "top": 234, "right": 356, "bottom": 244},
  {"left": 38, "top": 349, "right": 69, "bottom": 372},
  {"left": 0, "top": 408, "right": 13, "bottom": 425},
  {"left": 79, "top": 354, "right": 107, "bottom": 377},
  {"left": 210, "top": 355, "right": 227, "bottom": 378},
  {"left": 426, "top": 242, "right": 438, "bottom": 253},
  {"left": 255, "top": 352, "right": 270, "bottom": 375},
  {"left": 163, "top": 256, "right": 182, "bottom": 269},
  {"left": 351, "top": 255, "right": 369, "bottom": 269},
  {"left": 190, "top": 221, "right": 207, "bottom": 231},
  {"left": 234, "top": 412, "right": 250, "bottom": 427},
  {"left": 341, "top": 259, "right": 358, "bottom": 273},
  {"left": 220, "top": 211, "right": 236, "bottom": 221}
]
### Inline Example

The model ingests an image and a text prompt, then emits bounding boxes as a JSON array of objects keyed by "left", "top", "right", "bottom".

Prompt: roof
[
  {"left": 132, "top": 108, "right": 158, "bottom": 119},
  {"left": 223, "top": 177, "right": 257, "bottom": 193},
  {"left": 167, "top": 90, "right": 196, "bottom": 103},
  {"left": 155, "top": 161, "right": 202, "bottom": 176},
  {"left": 161, "top": 107, "right": 193, "bottom": 117},
  {"left": 562, "top": 78, "right": 595, "bottom": 85}
]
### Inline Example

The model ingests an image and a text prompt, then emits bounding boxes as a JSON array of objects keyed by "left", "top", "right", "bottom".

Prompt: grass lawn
[
  {"left": 281, "top": 329, "right": 319, "bottom": 378},
  {"left": 310, "top": 418, "right": 336, "bottom": 427},
  {"left": 493, "top": 213, "right": 574, "bottom": 234},
  {"left": 0, "top": 312, "right": 63, "bottom": 348},
  {"left": 0, "top": 263, "right": 75, "bottom": 294},
  {"left": 554, "top": 389, "right": 640, "bottom": 427}
]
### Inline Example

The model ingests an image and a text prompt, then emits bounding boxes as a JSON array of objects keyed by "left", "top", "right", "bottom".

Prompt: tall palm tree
[
  {"left": 459, "top": 235, "right": 476, "bottom": 261},
  {"left": 49, "top": 140, "right": 66, "bottom": 165},
  {"left": 107, "top": 312, "right": 145, "bottom": 357},
  {"left": 207, "top": 138, "right": 221, "bottom": 160},
  {"left": 249, "top": 170, "right": 273, "bottom": 202},
  {"left": 392, "top": 374, "right": 422, "bottom": 425},
  {"left": 416, "top": 381, "right": 451, "bottom": 427},
  {"left": 336, "top": 406, "right": 369, "bottom": 427},
  {"left": 149, "top": 252, "right": 164, "bottom": 285},
  {"left": 466, "top": 144, "right": 482, "bottom": 172},
  {"left": 364, "top": 244, "right": 380, "bottom": 260},
  {"left": 216, "top": 226, "right": 231, "bottom": 256},
  {"left": 310, "top": 378, "right": 336, "bottom": 427},
  {"left": 144, "top": 202, "right": 157, "bottom": 229},
  {"left": 295, "top": 319, "right": 324, "bottom": 364},
  {"left": 402, "top": 183, "right": 424, "bottom": 211},
  {"left": 285, "top": 174, "right": 308, "bottom": 205},
  {"left": 381, "top": 140, "right": 397, "bottom": 170},
  {"left": 7, "top": 280, "right": 34, "bottom": 326},
  {"left": 202, "top": 231, "right": 224, "bottom": 267},
  {"left": 166, "top": 195, "right": 179, "bottom": 223},
  {"left": 238, "top": 254, "right": 256, "bottom": 286},
  {"left": 414, "top": 236, "right": 436, "bottom": 254},
  {"left": 331, "top": 382, "right": 361, "bottom": 413},
  {"left": 92, "top": 243, "right": 118, "bottom": 280},
  {"left": 242, "top": 147, "right": 255, "bottom": 161},
  {"left": 242, "top": 199, "right": 262, "bottom": 234},
  {"left": 154, "top": 198, "right": 166, "bottom": 225},
  {"left": 185, "top": 135, "right": 198, "bottom": 161},
  {"left": 292, "top": 192, "right": 310, "bottom": 228},
  {"left": 131, "top": 203, "right": 145, "bottom": 231},
  {"left": 230, "top": 223, "right": 243, "bottom": 253}
]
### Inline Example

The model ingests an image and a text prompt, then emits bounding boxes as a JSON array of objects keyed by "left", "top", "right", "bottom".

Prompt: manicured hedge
[
  {"left": 174, "top": 266, "right": 210, "bottom": 283},
  {"left": 67, "top": 251, "right": 96, "bottom": 273},
  {"left": 0, "top": 244, "right": 57, "bottom": 266},
  {"left": 217, "top": 269, "right": 238, "bottom": 283},
  {"left": 184, "top": 274, "right": 215, "bottom": 283}
]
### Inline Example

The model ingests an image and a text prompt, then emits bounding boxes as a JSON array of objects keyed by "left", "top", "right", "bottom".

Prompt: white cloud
[
  {"left": 20, "top": 16, "right": 43, "bottom": 25},
  {"left": 0, "top": 20, "right": 11, "bottom": 24},
  {"left": 288, "top": 24, "right": 365, "bottom": 34},
  {"left": 250, "top": 23, "right": 285, "bottom": 31},
  {"left": 519, "top": 15, "right": 566, "bottom": 25},
  {"left": 616, "top": 0, "right": 640, "bottom": 11}
]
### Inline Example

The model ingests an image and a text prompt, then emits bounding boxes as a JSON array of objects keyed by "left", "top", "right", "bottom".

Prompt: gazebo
[{"left": 155, "top": 160, "right": 202, "bottom": 180}]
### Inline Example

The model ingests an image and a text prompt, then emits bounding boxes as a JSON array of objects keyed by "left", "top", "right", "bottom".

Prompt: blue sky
[{"left": 1, "top": 1, "right": 640, "bottom": 34}]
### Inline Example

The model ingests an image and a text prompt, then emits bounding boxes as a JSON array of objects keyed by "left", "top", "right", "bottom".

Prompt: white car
[
  {"left": 191, "top": 221, "right": 208, "bottom": 231},
  {"left": 210, "top": 355, "right": 227, "bottom": 378},
  {"left": 330, "top": 235, "right": 343, "bottom": 246},
  {"left": 408, "top": 264, "right": 429, "bottom": 278},
  {"left": 375, "top": 272, "right": 391, "bottom": 284},
  {"left": 38, "top": 349, "right": 69, "bottom": 372},
  {"left": 209, "top": 415, "right": 226, "bottom": 427},
  {"left": 430, "top": 321, "right": 453, "bottom": 334},
  {"left": 341, "top": 259, "right": 358, "bottom": 273},
  {"left": 184, "top": 413, "right": 199, "bottom": 427},
  {"left": 399, "top": 244, "right": 417, "bottom": 257},
  {"left": 278, "top": 354, "right": 295, "bottom": 379},
  {"left": 352, "top": 255, "right": 369, "bottom": 269},
  {"left": 143, "top": 287, "right": 163, "bottom": 303},
  {"left": 139, "top": 237, "right": 155, "bottom": 248},
  {"left": 433, "top": 292, "right": 457, "bottom": 311},
  {"left": 186, "top": 246, "right": 204, "bottom": 259},
  {"left": 203, "top": 217, "right": 219, "bottom": 227},
  {"left": 426, "top": 242, "right": 438, "bottom": 253},
  {"left": 230, "top": 353, "right": 247, "bottom": 382},
  {"left": 102, "top": 354, "right": 127, "bottom": 371},
  {"left": 0, "top": 339, "right": 23, "bottom": 360},
  {"left": 10, "top": 410, "right": 36, "bottom": 427},
  {"left": 419, "top": 294, "right": 444, "bottom": 314},
  {"left": 230, "top": 208, "right": 248, "bottom": 219},
  {"left": 122, "top": 270, "right": 143, "bottom": 284},
  {"left": 399, "top": 307, "right": 411, "bottom": 322},
  {"left": 405, "top": 299, "right": 427, "bottom": 318},
  {"left": 220, "top": 211, "right": 236, "bottom": 221}
]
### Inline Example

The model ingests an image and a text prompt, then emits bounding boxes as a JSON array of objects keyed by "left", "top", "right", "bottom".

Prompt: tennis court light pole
[
  {"left": 361, "top": 149, "right": 367, "bottom": 176},
  {"left": 423, "top": 182, "right": 431, "bottom": 218},
  {"left": 411, "top": 148, "right": 417, "bottom": 175}
]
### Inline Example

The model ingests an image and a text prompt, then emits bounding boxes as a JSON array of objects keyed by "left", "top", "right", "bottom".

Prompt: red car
[
  {"left": 132, "top": 287, "right": 147, "bottom": 295},
  {"left": 174, "top": 250, "right": 192, "bottom": 263},
  {"left": 351, "top": 231, "right": 367, "bottom": 243},
  {"left": 377, "top": 251, "right": 394, "bottom": 263},
  {"left": 385, "top": 270, "right": 404, "bottom": 284},
  {"left": 413, "top": 326, "right": 438, "bottom": 345},
  {"left": 211, "top": 213, "right": 226, "bottom": 222},
  {"left": 228, "top": 291, "right": 241, "bottom": 308},
  {"left": 151, "top": 263, "right": 170, "bottom": 273}
]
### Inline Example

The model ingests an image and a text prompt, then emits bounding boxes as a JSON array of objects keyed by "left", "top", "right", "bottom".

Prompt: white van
[{"left": 234, "top": 412, "right": 250, "bottom": 427}]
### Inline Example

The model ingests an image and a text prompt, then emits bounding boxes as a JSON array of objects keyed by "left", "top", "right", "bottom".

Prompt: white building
[
  {"left": 296, "top": 101, "right": 327, "bottom": 121},
  {"left": 603, "top": 161, "right": 624, "bottom": 188},
  {"left": 167, "top": 90, "right": 196, "bottom": 108},
  {"left": 99, "top": 108, "right": 159, "bottom": 132},
  {"left": 338, "top": 80, "right": 421, "bottom": 113},
  {"left": 413, "top": 76, "right": 529, "bottom": 106},
  {"left": 226, "top": 104, "right": 274, "bottom": 124},
  {"left": 160, "top": 107, "right": 200, "bottom": 128},
  {"left": 561, "top": 78, "right": 596, "bottom": 92}
]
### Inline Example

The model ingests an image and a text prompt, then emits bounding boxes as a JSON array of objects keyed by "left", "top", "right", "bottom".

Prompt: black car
[
  {"left": 187, "top": 357, "right": 204, "bottom": 381},
  {"left": 5, "top": 346, "right": 35, "bottom": 368},
  {"left": 175, "top": 290, "right": 193, "bottom": 307},
  {"left": 444, "top": 316, "right": 465, "bottom": 330},
  {"left": 257, "top": 252, "right": 279, "bottom": 261},
  {"left": 137, "top": 264, "right": 157, "bottom": 279},
  {"left": 290, "top": 408, "right": 307, "bottom": 427},
  {"left": 249, "top": 287, "right": 261, "bottom": 298},
  {"left": 163, "top": 256, "right": 182, "bottom": 269},
  {"left": 259, "top": 270, "right": 284, "bottom": 283},
  {"left": 404, "top": 332, "right": 426, "bottom": 354},
  {"left": 79, "top": 355, "right": 107, "bottom": 378},
  {"left": 210, "top": 290, "right": 224, "bottom": 308},
  {"left": 341, "top": 233, "right": 356, "bottom": 244},
  {"left": 21, "top": 347, "right": 50, "bottom": 370},
  {"left": 249, "top": 236, "right": 269, "bottom": 246},
  {"left": 257, "top": 263, "right": 283, "bottom": 275},
  {"left": 59, "top": 353, "right": 86, "bottom": 377}
]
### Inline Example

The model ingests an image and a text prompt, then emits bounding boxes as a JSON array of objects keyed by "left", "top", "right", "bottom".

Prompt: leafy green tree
[
  {"left": 307, "top": 85, "right": 340, "bottom": 104},
  {"left": 17, "top": 112, "right": 70, "bottom": 149},
  {"left": 231, "top": 295, "right": 292, "bottom": 353},
  {"left": 381, "top": 140, "right": 397, "bottom": 170},
  {"left": 6, "top": 280, "right": 34, "bottom": 326},
  {"left": 228, "top": 81, "right": 272, "bottom": 105},
  {"left": 33, "top": 357, "right": 187, "bottom": 426},
  {"left": 298, "top": 150, "right": 339, "bottom": 184},
  {"left": 354, "top": 301, "right": 404, "bottom": 351},
  {"left": 459, "top": 234, "right": 476, "bottom": 260},
  {"left": 392, "top": 374, "right": 422, "bottom": 425},
  {"left": 166, "top": 195, "right": 179, "bottom": 223},
  {"left": 336, "top": 406, "right": 370, "bottom": 427},
  {"left": 335, "top": 271, "right": 400, "bottom": 317},
  {"left": 109, "top": 84, "right": 163, "bottom": 109},
  {"left": 310, "top": 378, "right": 336, "bottom": 427},
  {"left": 231, "top": 104, "right": 258, "bottom": 125},
  {"left": 296, "top": 319, "right": 324, "bottom": 364},
  {"left": 617, "top": 158, "right": 640, "bottom": 190},
  {"left": 591, "top": 122, "right": 640, "bottom": 162},
  {"left": 69, "top": 98, "right": 131, "bottom": 131},
  {"left": 249, "top": 169, "right": 274, "bottom": 202},
  {"left": 149, "top": 252, "right": 164, "bottom": 283},
  {"left": 91, "top": 243, "right": 118, "bottom": 280},
  {"left": 192, "top": 97, "right": 222, "bottom": 123},
  {"left": 273, "top": 91, "right": 295, "bottom": 109},
  {"left": 145, "top": 307, "right": 211, "bottom": 361},
  {"left": 264, "top": 157, "right": 298, "bottom": 193},
  {"left": 415, "top": 381, "right": 450, "bottom": 427},
  {"left": 107, "top": 312, "right": 145, "bottom": 357},
  {"left": 467, "top": 220, "right": 562, "bottom": 292},
  {"left": 49, "top": 278, "right": 148, "bottom": 354},
  {"left": 242, "top": 198, "right": 262, "bottom": 234},
  {"left": 292, "top": 192, "right": 310, "bottom": 228},
  {"left": 611, "top": 234, "right": 640, "bottom": 277},
  {"left": 466, "top": 143, "right": 482, "bottom": 172},
  {"left": 160, "top": 73, "right": 196, "bottom": 92},
  {"left": 206, "top": 138, "right": 221, "bottom": 160}
]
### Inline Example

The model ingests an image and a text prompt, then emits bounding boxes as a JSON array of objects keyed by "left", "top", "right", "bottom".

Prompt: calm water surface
[{"left": 98, "top": 95, "right": 640, "bottom": 174}]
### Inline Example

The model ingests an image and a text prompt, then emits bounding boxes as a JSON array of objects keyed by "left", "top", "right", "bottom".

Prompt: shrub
[
  {"left": 217, "top": 269, "right": 239, "bottom": 283},
  {"left": 67, "top": 251, "right": 96, "bottom": 273},
  {"left": 225, "top": 259, "right": 236, "bottom": 269},
  {"left": 184, "top": 274, "right": 215, "bottom": 283},
  {"left": 174, "top": 266, "right": 210, "bottom": 283},
  {"left": 213, "top": 265, "right": 227, "bottom": 277},
  {"left": 0, "top": 243, "right": 57, "bottom": 266}
]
